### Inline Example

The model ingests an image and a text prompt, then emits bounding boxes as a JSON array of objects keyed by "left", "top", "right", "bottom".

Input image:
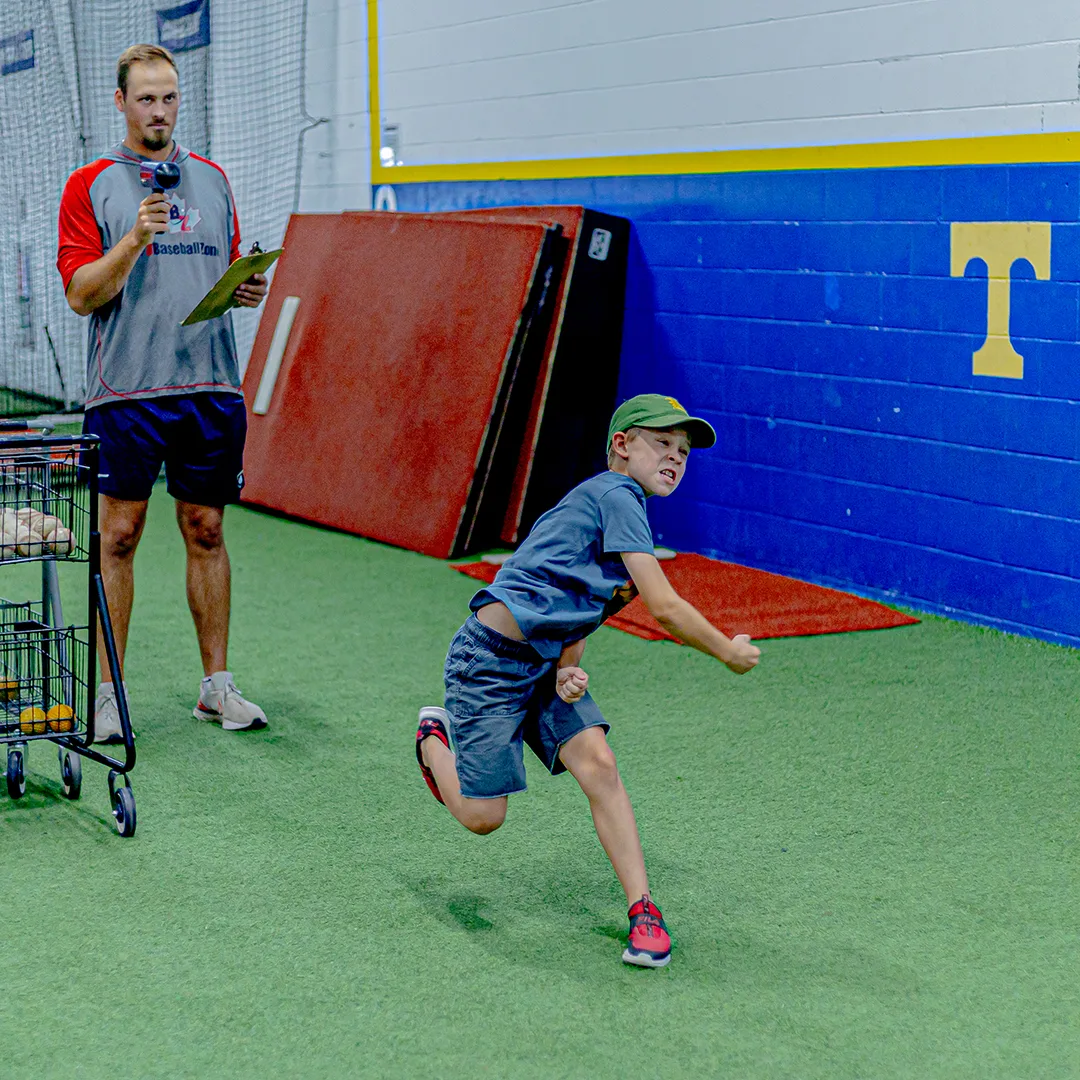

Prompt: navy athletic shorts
[
  {"left": 83, "top": 392, "right": 247, "bottom": 505},
  {"left": 443, "top": 614, "right": 610, "bottom": 799}
]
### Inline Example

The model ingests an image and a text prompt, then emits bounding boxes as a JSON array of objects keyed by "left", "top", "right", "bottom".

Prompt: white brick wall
[
  {"left": 378, "top": 0, "right": 1080, "bottom": 165},
  {"left": 233, "top": 0, "right": 369, "bottom": 377},
  {"left": 298, "top": 0, "right": 371, "bottom": 211}
]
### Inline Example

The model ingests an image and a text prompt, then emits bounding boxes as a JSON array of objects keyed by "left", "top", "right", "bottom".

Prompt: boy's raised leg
[{"left": 417, "top": 708, "right": 507, "bottom": 835}]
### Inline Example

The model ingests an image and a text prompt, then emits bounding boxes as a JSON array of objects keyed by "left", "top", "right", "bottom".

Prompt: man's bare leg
[
  {"left": 558, "top": 725, "right": 650, "bottom": 905},
  {"left": 97, "top": 494, "right": 149, "bottom": 682},
  {"left": 175, "top": 500, "right": 229, "bottom": 676}
]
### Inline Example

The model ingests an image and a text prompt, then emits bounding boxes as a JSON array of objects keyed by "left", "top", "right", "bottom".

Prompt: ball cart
[{"left": 0, "top": 420, "right": 137, "bottom": 835}]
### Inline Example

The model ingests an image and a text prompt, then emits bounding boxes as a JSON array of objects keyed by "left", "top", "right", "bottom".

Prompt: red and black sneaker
[
  {"left": 622, "top": 896, "right": 671, "bottom": 968},
  {"left": 415, "top": 706, "right": 452, "bottom": 804}
]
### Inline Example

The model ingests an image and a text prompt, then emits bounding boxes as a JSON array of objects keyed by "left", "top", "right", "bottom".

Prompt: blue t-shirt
[{"left": 470, "top": 471, "right": 655, "bottom": 659}]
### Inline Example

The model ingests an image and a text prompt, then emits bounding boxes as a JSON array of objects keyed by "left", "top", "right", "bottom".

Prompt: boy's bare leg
[
  {"left": 97, "top": 494, "right": 150, "bottom": 679},
  {"left": 422, "top": 736, "right": 507, "bottom": 835},
  {"left": 558, "top": 726, "right": 649, "bottom": 904}
]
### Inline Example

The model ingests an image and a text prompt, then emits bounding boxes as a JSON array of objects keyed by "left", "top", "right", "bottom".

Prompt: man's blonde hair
[{"left": 117, "top": 44, "right": 177, "bottom": 96}]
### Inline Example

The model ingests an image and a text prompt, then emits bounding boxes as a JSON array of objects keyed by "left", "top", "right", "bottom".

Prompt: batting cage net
[{"left": 0, "top": 0, "right": 312, "bottom": 416}]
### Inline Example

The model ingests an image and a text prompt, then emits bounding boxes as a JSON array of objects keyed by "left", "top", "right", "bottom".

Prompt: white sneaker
[
  {"left": 193, "top": 672, "right": 267, "bottom": 731},
  {"left": 94, "top": 682, "right": 126, "bottom": 745},
  {"left": 419, "top": 705, "right": 454, "bottom": 749}
]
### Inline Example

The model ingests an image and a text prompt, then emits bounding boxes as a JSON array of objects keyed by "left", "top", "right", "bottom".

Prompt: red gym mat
[
  {"left": 241, "top": 212, "right": 562, "bottom": 558},
  {"left": 446, "top": 207, "right": 629, "bottom": 544},
  {"left": 447, "top": 207, "right": 584, "bottom": 546},
  {"left": 451, "top": 553, "right": 920, "bottom": 641}
]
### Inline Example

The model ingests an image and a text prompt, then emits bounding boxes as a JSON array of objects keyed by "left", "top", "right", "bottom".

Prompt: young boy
[{"left": 415, "top": 394, "right": 760, "bottom": 967}]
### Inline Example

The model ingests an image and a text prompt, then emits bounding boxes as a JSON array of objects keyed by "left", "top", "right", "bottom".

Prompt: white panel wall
[
  {"left": 234, "top": 0, "right": 368, "bottom": 378},
  {"left": 378, "top": 0, "right": 1080, "bottom": 165},
  {"left": 297, "top": 0, "right": 371, "bottom": 211}
]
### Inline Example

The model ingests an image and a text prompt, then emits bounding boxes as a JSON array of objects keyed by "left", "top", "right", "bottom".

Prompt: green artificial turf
[{"left": 1, "top": 494, "right": 1078, "bottom": 1078}]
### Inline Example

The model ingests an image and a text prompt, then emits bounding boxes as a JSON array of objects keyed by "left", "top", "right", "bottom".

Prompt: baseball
[
  {"left": 15, "top": 507, "right": 47, "bottom": 534},
  {"left": 19, "top": 706, "right": 47, "bottom": 735},
  {"left": 0, "top": 514, "right": 18, "bottom": 560},
  {"left": 43, "top": 524, "right": 73, "bottom": 556},
  {"left": 46, "top": 704, "right": 76, "bottom": 733},
  {"left": 15, "top": 525, "right": 45, "bottom": 558}
]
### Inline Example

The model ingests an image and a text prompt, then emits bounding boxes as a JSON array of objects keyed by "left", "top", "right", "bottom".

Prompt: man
[{"left": 56, "top": 44, "right": 268, "bottom": 741}]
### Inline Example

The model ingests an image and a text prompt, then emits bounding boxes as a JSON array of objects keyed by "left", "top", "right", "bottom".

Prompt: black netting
[
  {"left": 0, "top": 2, "right": 84, "bottom": 413},
  {"left": 0, "top": 0, "right": 310, "bottom": 415}
]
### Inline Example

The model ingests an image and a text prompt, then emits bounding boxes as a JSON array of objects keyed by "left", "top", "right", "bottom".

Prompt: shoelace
[
  {"left": 222, "top": 678, "right": 238, "bottom": 699},
  {"left": 630, "top": 902, "right": 665, "bottom": 939},
  {"left": 202, "top": 679, "right": 239, "bottom": 709}
]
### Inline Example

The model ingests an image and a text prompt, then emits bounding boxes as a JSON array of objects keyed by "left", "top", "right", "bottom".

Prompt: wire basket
[
  {"left": 0, "top": 440, "right": 90, "bottom": 564},
  {"left": 0, "top": 599, "right": 89, "bottom": 743}
]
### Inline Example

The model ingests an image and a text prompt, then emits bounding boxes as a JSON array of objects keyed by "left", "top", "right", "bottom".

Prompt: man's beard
[{"left": 143, "top": 127, "right": 170, "bottom": 151}]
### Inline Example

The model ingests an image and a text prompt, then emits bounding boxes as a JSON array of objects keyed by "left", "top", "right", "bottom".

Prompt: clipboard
[{"left": 181, "top": 248, "right": 282, "bottom": 325}]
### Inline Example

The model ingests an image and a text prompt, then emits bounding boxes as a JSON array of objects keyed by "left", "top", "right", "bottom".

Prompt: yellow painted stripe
[
  {"left": 367, "top": 0, "right": 381, "bottom": 177},
  {"left": 367, "top": 4, "right": 1080, "bottom": 184},
  {"left": 371, "top": 132, "right": 1080, "bottom": 186}
]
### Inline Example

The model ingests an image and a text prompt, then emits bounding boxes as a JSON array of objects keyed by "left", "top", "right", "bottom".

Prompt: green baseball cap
[{"left": 607, "top": 393, "right": 716, "bottom": 450}]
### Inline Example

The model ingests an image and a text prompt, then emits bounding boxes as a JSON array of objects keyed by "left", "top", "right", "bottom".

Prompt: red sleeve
[
  {"left": 56, "top": 160, "right": 113, "bottom": 290},
  {"left": 227, "top": 176, "right": 241, "bottom": 262}
]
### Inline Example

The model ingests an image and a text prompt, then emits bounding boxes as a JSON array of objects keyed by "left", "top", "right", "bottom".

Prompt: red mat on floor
[{"left": 451, "top": 553, "right": 919, "bottom": 641}]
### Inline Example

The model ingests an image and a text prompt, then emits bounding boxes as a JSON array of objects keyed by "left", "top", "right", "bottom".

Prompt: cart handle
[{"left": 0, "top": 418, "right": 56, "bottom": 434}]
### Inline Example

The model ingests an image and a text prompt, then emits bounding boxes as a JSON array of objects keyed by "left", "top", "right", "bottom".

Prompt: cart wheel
[
  {"left": 6, "top": 748, "right": 26, "bottom": 799},
  {"left": 112, "top": 783, "right": 136, "bottom": 837},
  {"left": 58, "top": 748, "right": 82, "bottom": 800}
]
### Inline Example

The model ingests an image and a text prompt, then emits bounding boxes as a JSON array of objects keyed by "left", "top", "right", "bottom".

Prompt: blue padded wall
[{"left": 390, "top": 164, "right": 1080, "bottom": 647}]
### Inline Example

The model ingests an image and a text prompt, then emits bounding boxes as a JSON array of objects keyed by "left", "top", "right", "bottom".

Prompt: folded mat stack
[{"left": 241, "top": 207, "right": 628, "bottom": 559}]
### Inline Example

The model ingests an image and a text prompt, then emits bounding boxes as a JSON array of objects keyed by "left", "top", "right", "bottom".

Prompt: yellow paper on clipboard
[{"left": 181, "top": 248, "right": 282, "bottom": 326}]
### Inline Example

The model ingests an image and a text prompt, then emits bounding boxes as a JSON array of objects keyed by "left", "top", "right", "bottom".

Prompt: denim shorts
[
  {"left": 83, "top": 392, "right": 247, "bottom": 505},
  {"left": 444, "top": 615, "right": 609, "bottom": 799}
]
